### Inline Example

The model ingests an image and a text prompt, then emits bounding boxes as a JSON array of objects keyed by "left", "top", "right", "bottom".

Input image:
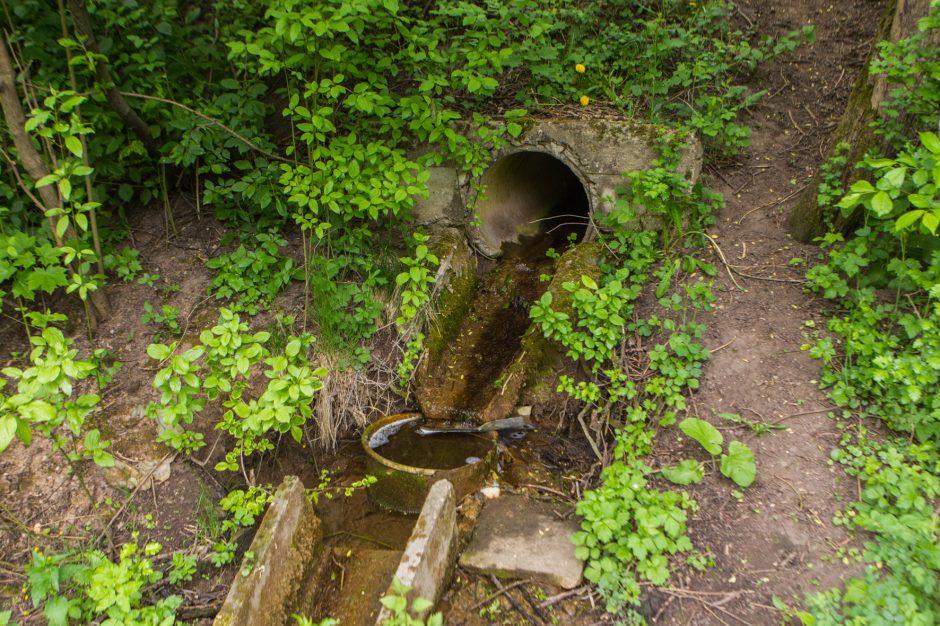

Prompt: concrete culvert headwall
[
  {"left": 473, "top": 151, "right": 590, "bottom": 255},
  {"left": 410, "top": 119, "right": 703, "bottom": 256}
]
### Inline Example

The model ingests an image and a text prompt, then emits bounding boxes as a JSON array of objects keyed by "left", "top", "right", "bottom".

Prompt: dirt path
[{"left": 651, "top": 1, "right": 882, "bottom": 623}]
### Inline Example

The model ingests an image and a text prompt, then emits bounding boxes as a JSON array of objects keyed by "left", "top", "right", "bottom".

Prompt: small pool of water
[{"left": 368, "top": 417, "right": 494, "bottom": 470}]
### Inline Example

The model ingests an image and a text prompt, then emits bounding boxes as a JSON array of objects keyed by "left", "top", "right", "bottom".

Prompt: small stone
[{"left": 480, "top": 484, "right": 501, "bottom": 499}]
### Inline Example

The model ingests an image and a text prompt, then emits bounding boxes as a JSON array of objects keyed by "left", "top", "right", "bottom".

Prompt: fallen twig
[
  {"left": 736, "top": 185, "right": 807, "bottom": 223},
  {"left": 538, "top": 585, "right": 589, "bottom": 608}
]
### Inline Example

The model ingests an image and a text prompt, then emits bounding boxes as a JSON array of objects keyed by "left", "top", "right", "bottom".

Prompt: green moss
[{"left": 423, "top": 231, "right": 477, "bottom": 363}]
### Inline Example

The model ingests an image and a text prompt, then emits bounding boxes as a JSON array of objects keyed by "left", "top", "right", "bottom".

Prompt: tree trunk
[
  {"left": 67, "top": 0, "right": 159, "bottom": 158},
  {"left": 789, "top": 0, "right": 937, "bottom": 242},
  {"left": 0, "top": 34, "right": 111, "bottom": 321},
  {"left": 788, "top": 0, "right": 897, "bottom": 242}
]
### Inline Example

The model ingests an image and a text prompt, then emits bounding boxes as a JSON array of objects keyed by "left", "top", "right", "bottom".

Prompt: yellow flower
[
  {"left": 575, "top": 63, "right": 586, "bottom": 74},
  {"left": 579, "top": 95, "right": 590, "bottom": 106}
]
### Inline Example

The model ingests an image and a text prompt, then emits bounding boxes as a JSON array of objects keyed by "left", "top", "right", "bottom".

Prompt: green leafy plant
[
  {"left": 141, "top": 302, "right": 181, "bottom": 337},
  {"left": 395, "top": 233, "right": 439, "bottom": 329},
  {"left": 379, "top": 578, "right": 443, "bottom": 626},
  {"left": 572, "top": 462, "right": 696, "bottom": 613},
  {"left": 659, "top": 459, "right": 705, "bottom": 486},
  {"left": 24, "top": 539, "right": 181, "bottom": 626},
  {"left": 146, "top": 308, "right": 328, "bottom": 476},
  {"left": 678, "top": 417, "right": 723, "bottom": 455},
  {"left": 206, "top": 230, "right": 300, "bottom": 315},
  {"left": 0, "top": 313, "right": 111, "bottom": 498},
  {"left": 837, "top": 132, "right": 940, "bottom": 235},
  {"left": 678, "top": 417, "right": 756, "bottom": 487}
]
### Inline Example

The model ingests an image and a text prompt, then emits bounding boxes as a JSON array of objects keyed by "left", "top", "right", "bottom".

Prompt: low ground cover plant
[{"left": 801, "top": 5, "right": 940, "bottom": 622}]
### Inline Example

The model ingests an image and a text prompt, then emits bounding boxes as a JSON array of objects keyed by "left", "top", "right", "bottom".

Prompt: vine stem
[{"left": 119, "top": 91, "right": 292, "bottom": 164}]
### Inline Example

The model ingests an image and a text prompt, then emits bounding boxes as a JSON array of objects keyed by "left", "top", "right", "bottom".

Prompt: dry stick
[
  {"left": 736, "top": 185, "right": 807, "bottom": 223},
  {"left": 770, "top": 406, "right": 839, "bottom": 423},
  {"left": 787, "top": 110, "right": 807, "bottom": 136},
  {"left": 576, "top": 405, "right": 604, "bottom": 463},
  {"left": 120, "top": 92, "right": 291, "bottom": 164},
  {"left": 538, "top": 585, "right": 589, "bottom": 608},
  {"left": 489, "top": 575, "right": 543, "bottom": 626},
  {"left": 702, "top": 234, "right": 746, "bottom": 291},
  {"left": 469, "top": 579, "right": 532, "bottom": 611},
  {"left": 653, "top": 587, "right": 751, "bottom": 626},
  {"left": 520, "top": 483, "right": 573, "bottom": 500},
  {"left": 707, "top": 337, "right": 736, "bottom": 353}
]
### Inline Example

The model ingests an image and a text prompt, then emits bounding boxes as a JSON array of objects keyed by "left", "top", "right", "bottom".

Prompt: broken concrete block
[
  {"left": 459, "top": 495, "right": 583, "bottom": 589},
  {"left": 214, "top": 476, "right": 324, "bottom": 626},
  {"left": 375, "top": 480, "right": 457, "bottom": 624},
  {"left": 412, "top": 167, "right": 463, "bottom": 229}
]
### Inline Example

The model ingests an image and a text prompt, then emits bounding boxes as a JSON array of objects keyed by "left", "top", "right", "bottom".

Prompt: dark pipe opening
[{"left": 474, "top": 151, "right": 590, "bottom": 256}]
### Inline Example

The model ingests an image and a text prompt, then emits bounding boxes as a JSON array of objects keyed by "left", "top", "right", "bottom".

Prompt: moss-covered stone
[
  {"left": 420, "top": 229, "right": 477, "bottom": 366},
  {"left": 516, "top": 241, "right": 604, "bottom": 390},
  {"left": 213, "top": 476, "right": 326, "bottom": 626}
]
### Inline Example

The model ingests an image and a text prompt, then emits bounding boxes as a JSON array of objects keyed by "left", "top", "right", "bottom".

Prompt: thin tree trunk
[
  {"left": 58, "top": 0, "right": 104, "bottom": 275},
  {"left": 789, "top": 0, "right": 936, "bottom": 242},
  {"left": 0, "top": 34, "right": 110, "bottom": 321},
  {"left": 67, "top": 0, "right": 159, "bottom": 158}
]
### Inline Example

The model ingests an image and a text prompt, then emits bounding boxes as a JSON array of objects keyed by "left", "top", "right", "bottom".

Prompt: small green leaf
[
  {"left": 720, "top": 441, "right": 756, "bottom": 488},
  {"left": 919, "top": 131, "right": 940, "bottom": 154},
  {"left": 65, "top": 135, "right": 83, "bottom": 158},
  {"left": 581, "top": 275, "right": 598, "bottom": 290},
  {"left": 660, "top": 459, "right": 704, "bottom": 485},
  {"left": 895, "top": 210, "right": 925, "bottom": 231},
  {"left": 679, "top": 417, "right": 723, "bottom": 455},
  {"left": 869, "top": 191, "right": 893, "bottom": 217},
  {"left": 0, "top": 416, "right": 16, "bottom": 452}
]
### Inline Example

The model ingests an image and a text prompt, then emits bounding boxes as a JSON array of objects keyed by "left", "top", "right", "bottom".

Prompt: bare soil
[{"left": 0, "top": 0, "right": 883, "bottom": 624}]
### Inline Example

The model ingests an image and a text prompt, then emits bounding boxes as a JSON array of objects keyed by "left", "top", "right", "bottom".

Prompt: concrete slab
[
  {"left": 375, "top": 480, "right": 457, "bottom": 624},
  {"left": 326, "top": 548, "right": 402, "bottom": 626},
  {"left": 459, "top": 495, "right": 583, "bottom": 589},
  {"left": 214, "top": 476, "right": 325, "bottom": 626}
]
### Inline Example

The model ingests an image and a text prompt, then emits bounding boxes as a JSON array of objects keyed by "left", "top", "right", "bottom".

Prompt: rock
[
  {"left": 412, "top": 167, "right": 463, "bottom": 230},
  {"left": 102, "top": 455, "right": 172, "bottom": 491},
  {"left": 214, "top": 476, "right": 325, "bottom": 626},
  {"left": 459, "top": 495, "right": 584, "bottom": 589},
  {"left": 376, "top": 480, "right": 458, "bottom": 624}
]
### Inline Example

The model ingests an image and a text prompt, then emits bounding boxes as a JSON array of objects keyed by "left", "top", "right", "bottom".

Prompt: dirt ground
[
  {"left": 0, "top": 0, "right": 883, "bottom": 624},
  {"left": 650, "top": 1, "right": 882, "bottom": 623}
]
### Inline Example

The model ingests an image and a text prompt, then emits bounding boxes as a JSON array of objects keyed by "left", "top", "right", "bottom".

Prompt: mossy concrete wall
[
  {"left": 412, "top": 119, "right": 702, "bottom": 256},
  {"left": 375, "top": 480, "right": 457, "bottom": 624},
  {"left": 213, "top": 476, "right": 325, "bottom": 626}
]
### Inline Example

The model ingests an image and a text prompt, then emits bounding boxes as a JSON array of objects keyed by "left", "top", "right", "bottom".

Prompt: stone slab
[
  {"left": 375, "top": 480, "right": 457, "bottom": 624},
  {"left": 214, "top": 476, "right": 324, "bottom": 626},
  {"left": 412, "top": 166, "right": 463, "bottom": 229},
  {"left": 459, "top": 494, "right": 583, "bottom": 589}
]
